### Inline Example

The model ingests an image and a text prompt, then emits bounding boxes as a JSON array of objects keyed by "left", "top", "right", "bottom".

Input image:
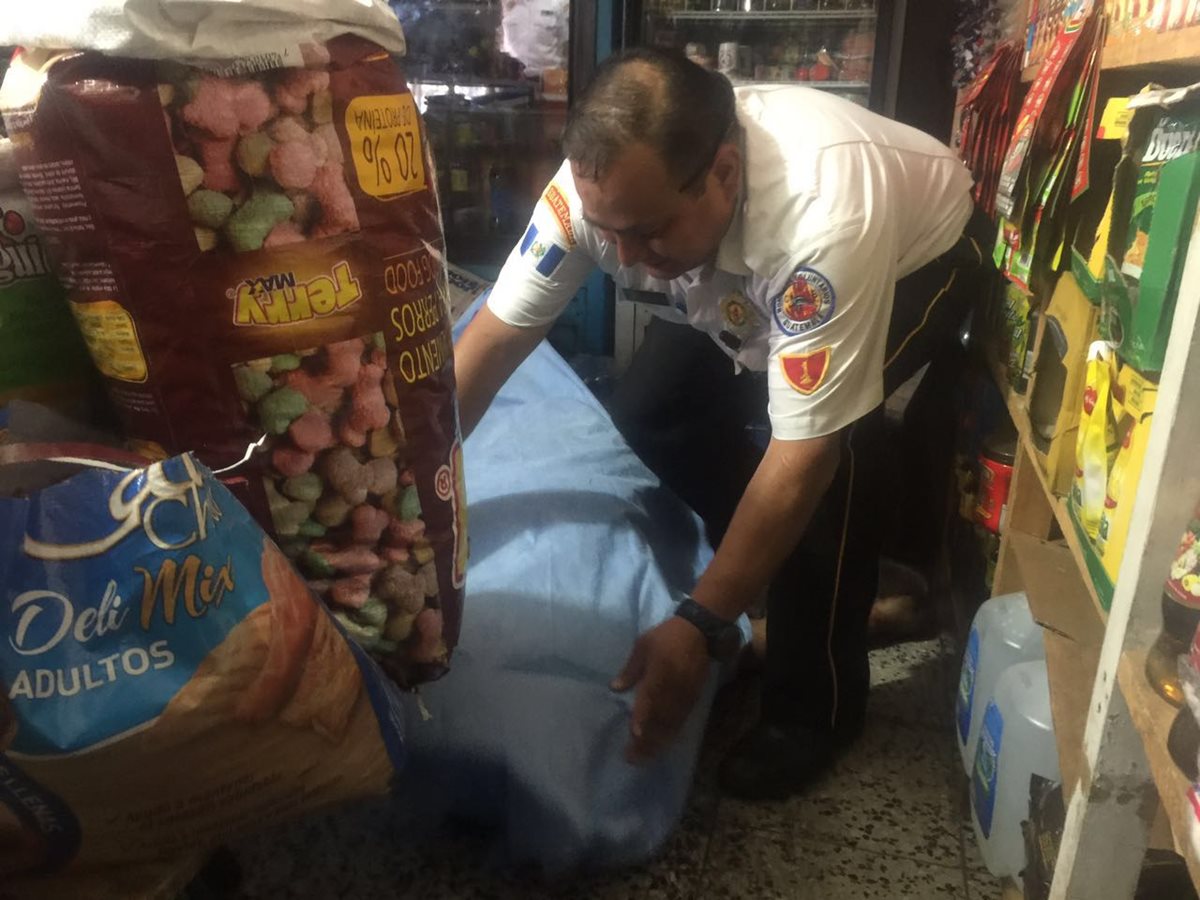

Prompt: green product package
[
  {"left": 0, "top": 139, "right": 94, "bottom": 402},
  {"left": 1105, "top": 104, "right": 1200, "bottom": 374}
]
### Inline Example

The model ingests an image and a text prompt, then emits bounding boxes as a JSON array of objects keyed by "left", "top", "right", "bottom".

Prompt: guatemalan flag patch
[{"left": 520, "top": 224, "right": 567, "bottom": 279}]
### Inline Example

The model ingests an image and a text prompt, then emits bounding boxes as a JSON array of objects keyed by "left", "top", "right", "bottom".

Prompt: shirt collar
[
  {"left": 715, "top": 197, "right": 750, "bottom": 277},
  {"left": 714, "top": 126, "right": 750, "bottom": 277}
]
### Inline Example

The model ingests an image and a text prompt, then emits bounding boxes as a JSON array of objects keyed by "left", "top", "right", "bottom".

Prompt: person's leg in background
[
  {"left": 608, "top": 315, "right": 762, "bottom": 548},
  {"left": 871, "top": 208, "right": 991, "bottom": 643}
]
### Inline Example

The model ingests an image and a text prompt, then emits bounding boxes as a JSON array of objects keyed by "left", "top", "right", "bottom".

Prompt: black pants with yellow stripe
[{"left": 609, "top": 209, "right": 990, "bottom": 738}]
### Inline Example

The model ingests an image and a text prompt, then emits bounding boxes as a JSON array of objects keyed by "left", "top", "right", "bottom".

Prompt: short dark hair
[{"left": 562, "top": 47, "right": 737, "bottom": 193}]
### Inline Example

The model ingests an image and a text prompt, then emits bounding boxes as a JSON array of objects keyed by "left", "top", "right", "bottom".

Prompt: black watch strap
[{"left": 674, "top": 596, "right": 742, "bottom": 662}]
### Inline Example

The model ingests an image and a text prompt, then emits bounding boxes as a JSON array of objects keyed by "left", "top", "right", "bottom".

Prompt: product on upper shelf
[
  {"left": 956, "top": 41, "right": 1022, "bottom": 219},
  {"left": 994, "top": 6, "right": 1104, "bottom": 296},
  {"left": 1027, "top": 272, "right": 1099, "bottom": 496},
  {"left": 0, "top": 20, "right": 466, "bottom": 688},
  {"left": 0, "top": 137, "right": 96, "bottom": 412},
  {"left": 1102, "top": 97, "right": 1200, "bottom": 375},
  {"left": 0, "top": 447, "right": 406, "bottom": 900},
  {"left": 1146, "top": 504, "right": 1200, "bottom": 707},
  {"left": 1068, "top": 341, "right": 1157, "bottom": 606}
]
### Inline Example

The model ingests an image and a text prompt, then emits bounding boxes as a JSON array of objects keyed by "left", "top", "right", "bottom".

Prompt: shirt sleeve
[
  {"left": 486, "top": 160, "right": 596, "bottom": 329},
  {"left": 765, "top": 216, "right": 896, "bottom": 441}
]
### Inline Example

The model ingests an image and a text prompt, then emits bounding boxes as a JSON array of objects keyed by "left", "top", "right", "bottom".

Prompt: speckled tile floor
[{"left": 216, "top": 634, "right": 1006, "bottom": 900}]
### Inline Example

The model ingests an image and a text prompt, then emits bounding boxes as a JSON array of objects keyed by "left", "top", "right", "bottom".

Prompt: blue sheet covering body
[{"left": 397, "top": 300, "right": 741, "bottom": 872}]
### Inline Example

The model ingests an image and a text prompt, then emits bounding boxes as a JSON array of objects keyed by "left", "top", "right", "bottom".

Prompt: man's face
[{"left": 571, "top": 141, "right": 740, "bottom": 281}]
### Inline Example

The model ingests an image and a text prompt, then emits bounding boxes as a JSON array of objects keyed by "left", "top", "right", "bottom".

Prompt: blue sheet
[{"left": 395, "top": 299, "right": 741, "bottom": 873}]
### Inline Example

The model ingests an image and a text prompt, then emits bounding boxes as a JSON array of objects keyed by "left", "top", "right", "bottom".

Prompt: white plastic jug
[
  {"left": 956, "top": 591, "right": 1044, "bottom": 775},
  {"left": 970, "top": 660, "right": 1061, "bottom": 879}
]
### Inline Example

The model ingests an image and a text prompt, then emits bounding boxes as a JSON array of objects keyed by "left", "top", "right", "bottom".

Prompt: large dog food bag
[
  {"left": 0, "top": 2, "right": 466, "bottom": 686},
  {"left": 0, "top": 447, "right": 406, "bottom": 899}
]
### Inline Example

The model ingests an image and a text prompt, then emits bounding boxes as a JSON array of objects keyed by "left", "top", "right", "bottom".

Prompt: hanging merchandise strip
[
  {"left": 958, "top": 41, "right": 1022, "bottom": 219},
  {"left": 993, "top": 2, "right": 1103, "bottom": 294}
]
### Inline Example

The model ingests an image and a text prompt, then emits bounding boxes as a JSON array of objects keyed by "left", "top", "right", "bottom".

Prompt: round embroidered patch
[
  {"left": 772, "top": 266, "right": 836, "bottom": 336},
  {"left": 721, "top": 293, "right": 750, "bottom": 328}
]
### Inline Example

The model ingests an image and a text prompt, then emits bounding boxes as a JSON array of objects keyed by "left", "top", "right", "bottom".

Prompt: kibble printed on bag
[{"left": 2, "top": 36, "right": 467, "bottom": 685}]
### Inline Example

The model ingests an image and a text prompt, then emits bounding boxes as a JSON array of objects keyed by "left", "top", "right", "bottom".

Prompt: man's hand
[{"left": 610, "top": 616, "right": 710, "bottom": 765}]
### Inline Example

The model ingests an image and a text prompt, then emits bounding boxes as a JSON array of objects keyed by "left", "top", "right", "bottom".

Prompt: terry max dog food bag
[{"left": 1, "top": 34, "right": 467, "bottom": 686}]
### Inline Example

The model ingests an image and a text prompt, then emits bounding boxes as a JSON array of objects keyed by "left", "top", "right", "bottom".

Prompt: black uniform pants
[{"left": 609, "top": 208, "right": 990, "bottom": 736}]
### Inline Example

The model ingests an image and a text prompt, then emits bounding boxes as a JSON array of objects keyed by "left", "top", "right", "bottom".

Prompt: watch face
[{"left": 714, "top": 625, "right": 742, "bottom": 663}]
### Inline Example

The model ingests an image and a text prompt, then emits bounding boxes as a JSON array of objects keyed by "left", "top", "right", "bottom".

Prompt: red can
[{"left": 975, "top": 430, "right": 1016, "bottom": 534}]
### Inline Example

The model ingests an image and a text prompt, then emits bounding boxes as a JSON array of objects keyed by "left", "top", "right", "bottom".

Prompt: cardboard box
[{"left": 1028, "top": 273, "right": 1100, "bottom": 495}]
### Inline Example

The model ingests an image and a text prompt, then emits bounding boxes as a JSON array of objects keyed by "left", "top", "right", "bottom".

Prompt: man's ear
[{"left": 711, "top": 142, "right": 742, "bottom": 201}]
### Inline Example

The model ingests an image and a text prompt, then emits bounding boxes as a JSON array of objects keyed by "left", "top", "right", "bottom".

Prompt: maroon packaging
[{"left": 2, "top": 39, "right": 466, "bottom": 685}]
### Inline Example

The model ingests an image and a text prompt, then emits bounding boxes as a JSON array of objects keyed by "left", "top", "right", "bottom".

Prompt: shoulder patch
[
  {"left": 520, "top": 224, "right": 568, "bottom": 279},
  {"left": 772, "top": 266, "right": 836, "bottom": 336},
  {"left": 542, "top": 183, "right": 575, "bottom": 247},
  {"left": 780, "top": 347, "right": 831, "bottom": 395}
]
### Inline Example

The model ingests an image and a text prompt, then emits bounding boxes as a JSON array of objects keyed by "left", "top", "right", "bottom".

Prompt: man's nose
[{"left": 615, "top": 235, "right": 644, "bottom": 268}]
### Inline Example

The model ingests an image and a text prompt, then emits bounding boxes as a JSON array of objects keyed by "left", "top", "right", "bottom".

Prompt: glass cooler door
[
  {"left": 638, "top": 0, "right": 881, "bottom": 108},
  {"left": 392, "top": 0, "right": 573, "bottom": 274}
]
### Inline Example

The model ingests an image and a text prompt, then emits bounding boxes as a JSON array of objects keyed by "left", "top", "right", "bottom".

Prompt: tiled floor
[{"left": 227, "top": 635, "right": 1006, "bottom": 900}]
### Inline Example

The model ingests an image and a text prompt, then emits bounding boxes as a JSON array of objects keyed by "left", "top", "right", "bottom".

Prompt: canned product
[
  {"left": 975, "top": 429, "right": 1016, "bottom": 534},
  {"left": 718, "top": 42, "right": 739, "bottom": 74}
]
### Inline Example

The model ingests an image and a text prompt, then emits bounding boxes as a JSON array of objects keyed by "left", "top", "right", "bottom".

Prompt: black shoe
[{"left": 718, "top": 721, "right": 853, "bottom": 802}]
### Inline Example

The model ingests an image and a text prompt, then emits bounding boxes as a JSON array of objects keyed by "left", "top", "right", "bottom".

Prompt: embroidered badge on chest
[
  {"left": 780, "top": 347, "right": 832, "bottom": 395},
  {"left": 772, "top": 266, "right": 836, "bottom": 336},
  {"left": 717, "top": 291, "right": 762, "bottom": 351}
]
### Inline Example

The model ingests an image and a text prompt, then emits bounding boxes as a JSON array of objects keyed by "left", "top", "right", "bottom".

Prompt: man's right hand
[
  {"left": 610, "top": 616, "right": 711, "bottom": 765},
  {"left": 454, "top": 305, "right": 552, "bottom": 440}
]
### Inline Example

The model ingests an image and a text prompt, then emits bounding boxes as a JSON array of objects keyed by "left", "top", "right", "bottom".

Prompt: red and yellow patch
[
  {"left": 779, "top": 348, "right": 831, "bottom": 396},
  {"left": 543, "top": 183, "right": 575, "bottom": 247}
]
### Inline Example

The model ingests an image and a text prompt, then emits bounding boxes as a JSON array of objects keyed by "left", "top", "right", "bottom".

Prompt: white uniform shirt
[{"left": 487, "top": 86, "right": 974, "bottom": 440}]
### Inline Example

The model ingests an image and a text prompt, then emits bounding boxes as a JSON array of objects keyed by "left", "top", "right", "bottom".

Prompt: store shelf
[
  {"left": 1104, "top": 24, "right": 1200, "bottom": 71},
  {"left": 729, "top": 79, "right": 871, "bottom": 89},
  {"left": 662, "top": 8, "right": 876, "bottom": 21},
  {"left": 988, "top": 354, "right": 1109, "bottom": 623},
  {"left": 1020, "top": 23, "right": 1200, "bottom": 82},
  {"left": 1009, "top": 532, "right": 1104, "bottom": 801},
  {"left": 1118, "top": 648, "right": 1200, "bottom": 888}
]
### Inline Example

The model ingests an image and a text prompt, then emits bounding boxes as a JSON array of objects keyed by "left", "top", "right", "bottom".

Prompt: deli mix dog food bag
[
  {"left": 1, "top": 21, "right": 467, "bottom": 685},
  {"left": 0, "top": 448, "right": 406, "bottom": 899}
]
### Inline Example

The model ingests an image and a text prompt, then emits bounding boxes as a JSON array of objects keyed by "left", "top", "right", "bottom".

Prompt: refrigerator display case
[
  {"left": 391, "top": 0, "right": 575, "bottom": 273},
  {"left": 635, "top": 0, "right": 891, "bottom": 110}
]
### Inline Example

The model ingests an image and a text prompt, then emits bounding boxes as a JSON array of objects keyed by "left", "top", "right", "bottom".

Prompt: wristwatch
[{"left": 674, "top": 596, "right": 742, "bottom": 663}]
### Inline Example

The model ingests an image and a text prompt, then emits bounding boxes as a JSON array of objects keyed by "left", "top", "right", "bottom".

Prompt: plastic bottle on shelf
[
  {"left": 970, "top": 660, "right": 1060, "bottom": 879},
  {"left": 1145, "top": 505, "right": 1200, "bottom": 707},
  {"left": 955, "top": 591, "right": 1044, "bottom": 775}
]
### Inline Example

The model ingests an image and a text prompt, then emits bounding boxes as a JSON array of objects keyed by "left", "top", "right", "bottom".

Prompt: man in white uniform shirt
[{"left": 455, "top": 48, "right": 985, "bottom": 799}]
